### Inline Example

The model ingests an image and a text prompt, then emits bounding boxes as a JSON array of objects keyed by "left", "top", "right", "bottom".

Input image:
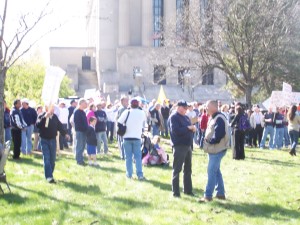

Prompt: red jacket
[{"left": 199, "top": 113, "right": 209, "bottom": 130}]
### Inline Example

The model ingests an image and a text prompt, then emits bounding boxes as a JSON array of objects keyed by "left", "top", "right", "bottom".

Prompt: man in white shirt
[
  {"left": 118, "top": 98, "right": 146, "bottom": 180},
  {"left": 58, "top": 101, "right": 69, "bottom": 150},
  {"left": 250, "top": 105, "right": 265, "bottom": 147}
]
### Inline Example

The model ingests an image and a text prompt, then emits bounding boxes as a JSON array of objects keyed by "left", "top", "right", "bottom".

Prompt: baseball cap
[{"left": 177, "top": 100, "right": 188, "bottom": 107}]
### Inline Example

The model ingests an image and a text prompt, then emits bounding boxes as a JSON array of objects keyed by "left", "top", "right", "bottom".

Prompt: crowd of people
[{"left": 3, "top": 95, "right": 300, "bottom": 202}]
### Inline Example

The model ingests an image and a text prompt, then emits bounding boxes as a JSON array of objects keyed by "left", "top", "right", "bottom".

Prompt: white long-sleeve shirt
[{"left": 117, "top": 108, "right": 146, "bottom": 139}]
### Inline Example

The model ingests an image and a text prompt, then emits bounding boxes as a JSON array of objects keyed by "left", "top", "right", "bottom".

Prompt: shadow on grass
[
  {"left": 145, "top": 179, "right": 204, "bottom": 196},
  {"left": 108, "top": 196, "right": 151, "bottom": 210},
  {"left": 217, "top": 201, "right": 300, "bottom": 221},
  {"left": 7, "top": 184, "right": 142, "bottom": 225},
  {"left": 249, "top": 157, "right": 300, "bottom": 168},
  {"left": 0, "top": 193, "right": 28, "bottom": 204},
  {"left": 100, "top": 166, "right": 124, "bottom": 174},
  {"left": 59, "top": 180, "right": 101, "bottom": 195},
  {"left": 8, "top": 157, "right": 42, "bottom": 168}
]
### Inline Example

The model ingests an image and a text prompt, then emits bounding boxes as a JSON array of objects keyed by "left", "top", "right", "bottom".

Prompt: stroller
[{"left": 141, "top": 133, "right": 169, "bottom": 166}]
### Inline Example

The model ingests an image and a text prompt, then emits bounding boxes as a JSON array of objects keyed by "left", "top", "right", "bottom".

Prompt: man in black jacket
[
  {"left": 169, "top": 100, "right": 196, "bottom": 197},
  {"left": 36, "top": 104, "right": 69, "bottom": 183},
  {"left": 10, "top": 99, "right": 27, "bottom": 159}
]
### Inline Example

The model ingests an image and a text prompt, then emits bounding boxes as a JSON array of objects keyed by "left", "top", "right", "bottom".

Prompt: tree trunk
[
  {"left": 245, "top": 86, "right": 253, "bottom": 108},
  {"left": 0, "top": 67, "right": 7, "bottom": 145}
]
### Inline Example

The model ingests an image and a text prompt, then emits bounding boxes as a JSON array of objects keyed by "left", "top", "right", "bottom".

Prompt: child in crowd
[
  {"left": 152, "top": 135, "right": 169, "bottom": 165},
  {"left": 86, "top": 117, "right": 99, "bottom": 166}
]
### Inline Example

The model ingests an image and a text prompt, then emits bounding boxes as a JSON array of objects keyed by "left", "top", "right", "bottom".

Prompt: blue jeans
[
  {"left": 283, "top": 126, "right": 290, "bottom": 147},
  {"left": 21, "top": 125, "right": 34, "bottom": 154},
  {"left": 96, "top": 131, "right": 108, "bottom": 153},
  {"left": 75, "top": 131, "right": 87, "bottom": 164},
  {"left": 200, "top": 130, "right": 206, "bottom": 148},
  {"left": 273, "top": 127, "right": 284, "bottom": 149},
  {"left": 123, "top": 139, "right": 143, "bottom": 178},
  {"left": 106, "top": 121, "right": 115, "bottom": 142},
  {"left": 161, "top": 118, "right": 169, "bottom": 137},
  {"left": 260, "top": 125, "right": 274, "bottom": 149},
  {"left": 117, "top": 135, "right": 125, "bottom": 159},
  {"left": 5, "top": 127, "right": 11, "bottom": 142},
  {"left": 41, "top": 138, "right": 56, "bottom": 179},
  {"left": 289, "top": 130, "right": 299, "bottom": 151},
  {"left": 152, "top": 124, "right": 160, "bottom": 136},
  {"left": 205, "top": 150, "right": 226, "bottom": 198}
]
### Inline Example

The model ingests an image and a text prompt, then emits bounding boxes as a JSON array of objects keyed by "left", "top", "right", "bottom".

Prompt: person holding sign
[{"left": 36, "top": 104, "right": 70, "bottom": 183}]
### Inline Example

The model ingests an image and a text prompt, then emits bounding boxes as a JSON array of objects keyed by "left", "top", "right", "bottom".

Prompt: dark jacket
[
  {"left": 86, "top": 126, "right": 97, "bottom": 146},
  {"left": 10, "top": 107, "right": 27, "bottom": 130},
  {"left": 208, "top": 112, "right": 226, "bottom": 144},
  {"left": 168, "top": 112, "right": 193, "bottom": 146},
  {"left": 161, "top": 106, "right": 170, "bottom": 119},
  {"left": 94, "top": 110, "right": 107, "bottom": 132},
  {"left": 4, "top": 108, "right": 11, "bottom": 128},
  {"left": 36, "top": 112, "right": 66, "bottom": 139},
  {"left": 231, "top": 113, "right": 242, "bottom": 130},
  {"left": 21, "top": 107, "right": 37, "bottom": 126},
  {"left": 74, "top": 109, "right": 89, "bottom": 132},
  {"left": 150, "top": 108, "right": 161, "bottom": 126},
  {"left": 264, "top": 112, "right": 274, "bottom": 126},
  {"left": 274, "top": 113, "right": 284, "bottom": 128}
]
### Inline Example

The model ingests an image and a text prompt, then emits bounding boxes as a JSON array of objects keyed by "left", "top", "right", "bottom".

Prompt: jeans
[
  {"left": 21, "top": 124, "right": 34, "bottom": 154},
  {"left": 172, "top": 145, "right": 192, "bottom": 196},
  {"left": 260, "top": 125, "right": 274, "bottom": 149},
  {"left": 152, "top": 124, "right": 160, "bottom": 136},
  {"left": 123, "top": 139, "right": 143, "bottom": 178},
  {"left": 59, "top": 123, "right": 69, "bottom": 150},
  {"left": 106, "top": 121, "right": 115, "bottom": 142},
  {"left": 96, "top": 131, "right": 108, "bottom": 153},
  {"left": 273, "top": 127, "right": 284, "bottom": 149},
  {"left": 41, "top": 138, "right": 56, "bottom": 179},
  {"left": 283, "top": 126, "right": 290, "bottom": 147},
  {"left": 4, "top": 127, "right": 11, "bottom": 142},
  {"left": 289, "top": 130, "right": 299, "bottom": 151},
  {"left": 205, "top": 150, "right": 226, "bottom": 198},
  {"left": 117, "top": 135, "right": 125, "bottom": 159},
  {"left": 200, "top": 130, "right": 206, "bottom": 148},
  {"left": 75, "top": 131, "right": 87, "bottom": 164},
  {"left": 161, "top": 118, "right": 169, "bottom": 137}
]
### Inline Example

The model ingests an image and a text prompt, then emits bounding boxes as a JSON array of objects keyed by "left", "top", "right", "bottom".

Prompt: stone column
[
  {"left": 119, "top": 0, "right": 130, "bottom": 46},
  {"left": 164, "top": 0, "right": 177, "bottom": 47},
  {"left": 142, "top": 0, "right": 153, "bottom": 47}
]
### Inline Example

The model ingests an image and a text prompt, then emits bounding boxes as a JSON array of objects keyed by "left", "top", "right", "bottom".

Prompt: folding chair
[{"left": 0, "top": 141, "right": 11, "bottom": 194}]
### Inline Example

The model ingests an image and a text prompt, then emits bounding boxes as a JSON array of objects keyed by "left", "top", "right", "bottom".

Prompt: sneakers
[
  {"left": 88, "top": 161, "right": 93, "bottom": 166},
  {"left": 46, "top": 178, "right": 56, "bottom": 184},
  {"left": 138, "top": 176, "right": 146, "bottom": 181},
  {"left": 198, "top": 197, "right": 213, "bottom": 203},
  {"left": 93, "top": 162, "right": 100, "bottom": 167},
  {"left": 215, "top": 195, "right": 226, "bottom": 200}
]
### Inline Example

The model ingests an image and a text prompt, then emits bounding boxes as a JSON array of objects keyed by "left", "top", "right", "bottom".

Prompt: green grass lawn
[{"left": 1, "top": 141, "right": 300, "bottom": 225}]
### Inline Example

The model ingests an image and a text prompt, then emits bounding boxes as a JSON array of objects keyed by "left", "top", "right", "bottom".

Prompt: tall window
[
  {"left": 154, "top": 65, "right": 166, "bottom": 84},
  {"left": 176, "top": 0, "right": 189, "bottom": 45},
  {"left": 202, "top": 68, "right": 214, "bottom": 85},
  {"left": 200, "top": 0, "right": 213, "bottom": 45},
  {"left": 153, "top": 0, "right": 164, "bottom": 47}
]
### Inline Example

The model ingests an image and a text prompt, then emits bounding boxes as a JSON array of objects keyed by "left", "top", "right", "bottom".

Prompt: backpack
[{"left": 238, "top": 114, "right": 251, "bottom": 131}]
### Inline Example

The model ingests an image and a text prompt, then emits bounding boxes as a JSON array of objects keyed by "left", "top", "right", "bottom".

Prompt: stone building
[{"left": 51, "top": 0, "right": 232, "bottom": 102}]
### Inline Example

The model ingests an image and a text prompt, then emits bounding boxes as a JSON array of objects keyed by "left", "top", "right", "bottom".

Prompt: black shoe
[
  {"left": 173, "top": 193, "right": 181, "bottom": 198},
  {"left": 184, "top": 192, "right": 195, "bottom": 197},
  {"left": 77, "top": 162, "right": 86, "bottom": 166},
  {"left": 47, "top": 178, "right": 56, "bottom": 184}
]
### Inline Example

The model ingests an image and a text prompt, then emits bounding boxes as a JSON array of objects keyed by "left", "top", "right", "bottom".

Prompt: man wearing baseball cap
[{"left": 168, "top": 100, "right": 196, "bottom": 197}]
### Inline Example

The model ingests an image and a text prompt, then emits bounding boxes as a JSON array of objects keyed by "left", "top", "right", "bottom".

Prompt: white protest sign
[
  {"left": 41, "top": 66, "right": 66, "bottom": 105},
  {"left": 84, "top": 88, "right": 97, "bottom": 100},
  {"left": 282, "top": 82, "right": 292, "bottom": 93}
]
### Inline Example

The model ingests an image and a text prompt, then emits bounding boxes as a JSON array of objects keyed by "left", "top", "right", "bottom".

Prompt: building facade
[{"left": 83, "top": 0, "right": 230, "bottom": 101}]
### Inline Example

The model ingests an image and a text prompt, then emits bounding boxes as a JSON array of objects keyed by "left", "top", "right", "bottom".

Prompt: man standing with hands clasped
[{"left": 169, "top": 100, "right": 196, "bottom": 198}]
